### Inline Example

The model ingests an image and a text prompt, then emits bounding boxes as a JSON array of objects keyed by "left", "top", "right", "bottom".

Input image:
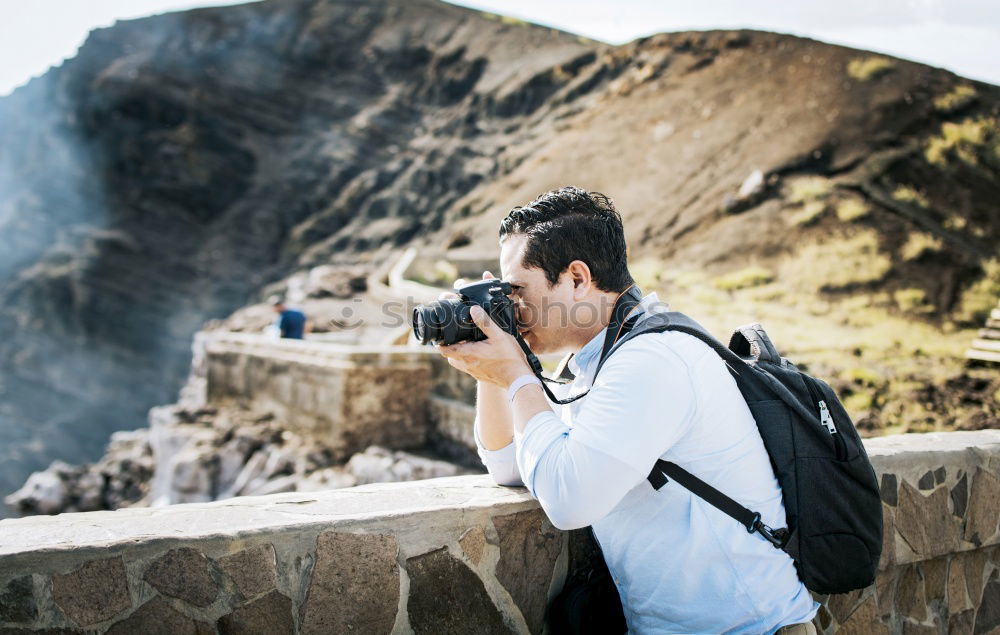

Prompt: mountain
[{"left": 1, "top": 0, "right": 997, "bottom": 503}]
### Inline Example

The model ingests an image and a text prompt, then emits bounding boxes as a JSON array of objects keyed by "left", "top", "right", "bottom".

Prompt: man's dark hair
[{"left": 499, "top": 186, "right": 634, "bottom": 293}]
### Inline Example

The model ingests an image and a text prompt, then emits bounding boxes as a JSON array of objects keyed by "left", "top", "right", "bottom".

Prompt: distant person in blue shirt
[{"left": 270, "top": 297, "right": 308, "bottom": 339}]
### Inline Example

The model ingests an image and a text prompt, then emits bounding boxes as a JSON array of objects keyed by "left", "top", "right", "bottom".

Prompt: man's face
[{"left": 499, "top": 234, "right": 576, "bottom": 354}]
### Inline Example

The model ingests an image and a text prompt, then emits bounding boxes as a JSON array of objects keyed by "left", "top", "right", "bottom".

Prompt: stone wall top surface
[
  {"left": 0, "top": 476, "right": 533, "bottom": 558},
  {"left": 205, "top": 332, "right": 436, "bottom": 365},
  {"left": 3, "top": 431, "right": 999, "bottom": 564},
  {"left": 864, "top": 430, "right": 1000, "bottom": 482},
  {"left": 864, "top": 430, "right": 1000, "bottom": 456},
  {"left": 204, "top": 333, "right": 565, "bottom": 367}
]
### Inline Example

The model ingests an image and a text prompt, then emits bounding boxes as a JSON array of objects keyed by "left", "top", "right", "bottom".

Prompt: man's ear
[{"left": 566, "top": 260, "right": 593, "bottom": 296}]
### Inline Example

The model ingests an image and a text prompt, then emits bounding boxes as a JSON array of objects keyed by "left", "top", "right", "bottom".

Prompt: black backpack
[{"left": 593, "top": 311, "right": 883, "bottom": 594}]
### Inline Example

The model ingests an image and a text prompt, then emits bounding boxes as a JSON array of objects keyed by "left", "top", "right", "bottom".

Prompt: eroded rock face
[
  {"left": 895, "top": 481, "right": 960, "bottom": 559},
  {"left": 492, "top": 509, "right": 562, "bottom": 633},
  {"left": 217, "top": 590, "right": 294, "bottom": 635},
  {"left": 300, "top": 531, "right": 400, "bottom": 634},
  {"left": 105, "top": 597, "right": 213, "bottom": 635},
  {"left": 347, "top": 446, "right": 469, "bottom": 485},
  {"left": 0, "top": 576, "right": 36, "bottom": 624},
  {"left": 459, "top": 525, "right": 487, "bottom": 566},
  {"left": 966, "top": 468, "right": 1000, "bottom": 545},
  {"left": 0, "top": 0, "right": 595, "bottom": 503},
  {"left": 4, "top": 431, "right": 152, "bottom": 516},
  {"left": 218, "top": 544, "right": 278, "bottom": 600},
  {"left": 837, "top": 596, "right": 889, "bottom": 635},
  {"left": 143, "top": 548, "right": 219, "bottom": 607},
  {"left": 50, "top": 557, "right": 132, "bottom": 627},
  {"left": 4, "top": 471, "right": 66, "bottom": 516},
  {"left": 6, "top": 404, "right": 471, "bottom": 516},
  {"left": 976, "top": 578, "right": 1000, "bottom": 635},
  {"left": 405, "top": 547, "right": 511, "bottom": 635}
]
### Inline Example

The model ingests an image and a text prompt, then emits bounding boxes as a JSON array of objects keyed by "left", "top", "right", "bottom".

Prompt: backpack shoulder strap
[
  {"left": 603, "top": 312, "right": 819, "bottom": 424},
  {"left": 591, "top": 311, "right": 789, "bottom": 548},
  {"left": 594, "top": 311, "right": 747, "bottom": 378},
  {"left": 728, "top": 323, "right": 782, "bottom": 365}
]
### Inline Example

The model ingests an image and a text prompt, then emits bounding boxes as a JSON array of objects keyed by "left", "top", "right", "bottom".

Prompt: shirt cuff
[
  {"left": 476, "top": 435, "right": 517, "bottom": 464},
  {"left": 515, "top": 411, "right": 570, "bottom": 497},
  {"left": 474, "top": 418, "right": 522, "bottom": 485}
]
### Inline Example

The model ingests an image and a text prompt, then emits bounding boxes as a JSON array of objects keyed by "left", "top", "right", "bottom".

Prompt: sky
[{"left": 1, "top": 0, "right": 998, "bottom": 96}]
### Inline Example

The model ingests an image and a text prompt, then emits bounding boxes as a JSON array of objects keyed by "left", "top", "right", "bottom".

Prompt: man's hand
[{"left": 437, "top": 305, "right": 533, "bottom": 388}]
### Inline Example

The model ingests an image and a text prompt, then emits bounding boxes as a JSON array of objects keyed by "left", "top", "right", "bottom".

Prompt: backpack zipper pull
[{"left": 819, "top": 400, "right": 837, "bottom": 434}]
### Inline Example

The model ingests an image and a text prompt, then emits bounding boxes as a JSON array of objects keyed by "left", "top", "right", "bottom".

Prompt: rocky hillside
[
  {"left": 440, "top": 31, "right": 999, "bottom": 288},
  {"left": 1, "top": 0, "right": 998, "bottom": 502},
  {"left": 0, "top": 0, "right": 598, "bottom": 501}
]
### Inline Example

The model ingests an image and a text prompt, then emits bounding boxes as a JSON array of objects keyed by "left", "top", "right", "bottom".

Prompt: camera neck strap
[{"left": 515, "top": 284, "right": 643, "bottom": 405}]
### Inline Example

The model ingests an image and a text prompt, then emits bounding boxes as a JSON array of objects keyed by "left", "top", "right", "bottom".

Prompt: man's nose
[{"left": 515, "top": 300, "right": 537, "bottom": 327}]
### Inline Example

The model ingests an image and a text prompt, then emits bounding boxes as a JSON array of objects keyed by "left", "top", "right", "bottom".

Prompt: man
[
  {"left": 270, "top": 297, "right": 307, "bottom": 339},
  {"left": 437, "top": 187, "right": 818, "bottom": 633}
]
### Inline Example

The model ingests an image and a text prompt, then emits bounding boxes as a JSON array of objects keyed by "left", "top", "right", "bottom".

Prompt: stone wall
[
  {"left": 199, "top": 317, "right": 563, "bottom": 465},
  {"left": 2, "top": 430, "right": 999, "bottom": 634},
  {"left": 0, "top": 476, "right": 565, "bottom": 634},
  {"left": 200, "top": 332, "right": 489, "bottom": 463},
  {"left": 203, "top": 333, "right": 437, "bottom": 460},
  {"left": 820, "top": 430, "right": 1000, "bottom": 634}
]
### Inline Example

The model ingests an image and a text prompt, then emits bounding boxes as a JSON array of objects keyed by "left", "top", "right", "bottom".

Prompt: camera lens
[
  {"left": 412, "top": 308, "right": 430, "bottom": 344},
  {"left": 412, "top": 298, "right": 479, "bottom": 345},
  {"left": 412, "top": 304, "right": 444, "bottom": 344}
]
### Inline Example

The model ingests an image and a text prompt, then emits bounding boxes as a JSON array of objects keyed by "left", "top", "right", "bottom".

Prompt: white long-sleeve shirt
[{"left": 476, "top": 294, "right": 817, "bottom": 634}]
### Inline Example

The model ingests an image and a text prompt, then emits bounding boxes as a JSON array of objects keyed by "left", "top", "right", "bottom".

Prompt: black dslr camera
[{"left": 412, "top": 279, "right": 518, "bottom": 346}]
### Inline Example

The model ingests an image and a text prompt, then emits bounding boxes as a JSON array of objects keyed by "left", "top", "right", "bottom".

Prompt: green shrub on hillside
[
  {"left": 934, "top": 85, "right": 976, "bottom": 112},
  {"left": 410, "top": 259, "right": 459, "bottom": 287},
  {"left": 894, "top": 288, "right": 934, "bottom": 314},
  {"left": 956, "top": 259, "right": 1000, "bottom": 324},
  {"left": 631, "top": 259, "right": 665, "bottom": 291},
  {"left": 791, "top": 201, "right": 827, "bottom": 226},
  {"left": 843, "top": 391, "right": 874, "bottom": 414},
  {"left": 787, "top": 176, "right": 832, "bottom": 204},
  {"left": 925, "top": 117, "right": 1000, "bottom": 167},
  {"left": 900, "top": 233, "right": 943, "bottom": 261},
  {"left": 713, "top": 266, "right": 774, "bottom": 291},
  {"left": 783, "top": 231, "right": 892, "bottom": 291},
  {"left": 836, "top": 198, "right": 869, "bottom": 222},
  {"left": 891, "top": 185, "right": 929, "bottom": 208},
  {"left": 847, "top": 56, "right": 895, "bottom": 81},
  {"left": 943, "top": 215, "right": 967, "bottom": 231},
  {"left": 841, "top": 366, "right": 882, "bottom": 388}
]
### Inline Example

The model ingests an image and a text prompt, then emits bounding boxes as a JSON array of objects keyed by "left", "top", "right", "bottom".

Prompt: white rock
[
  {"left": 109, "top": 429, "right": 150, "bottom": 445},
  {"left": 148, "top": 405, "right": 215, "bottom": 506},
  {"left": 347, "top": 446, "right": 466, "bottom": 485},
  {"left": 738, "top": 169, "right": 765, "bottom": 199},
  {"left": 74, "top": 470, "right": 105, "bottom": 512},
  {"left": 347, "top": 447, "right": 397, "bottom": 485},
  {"left": 392, "top": 453, "right": 465, "bottom": 481},
  {"left": 215, "top": 440, "right": 247, "bottom": 494},
  {"left": 298, "top": 467, "right": 357, "bottom": 491},
  {"left": 243, "top": 474, "right": 299, "bottom": 496},
  {"left": 222, "top": 451, "right": 269, "bottom": 499},
  {"left": 262, "top": 447, "right": 293, "bottom": 479},
  {"left": 167, "top": 448, "right": 213, "bottom": 504},
  {"left": 5, "top": 468, "right": 67, "bottom": 515}
]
